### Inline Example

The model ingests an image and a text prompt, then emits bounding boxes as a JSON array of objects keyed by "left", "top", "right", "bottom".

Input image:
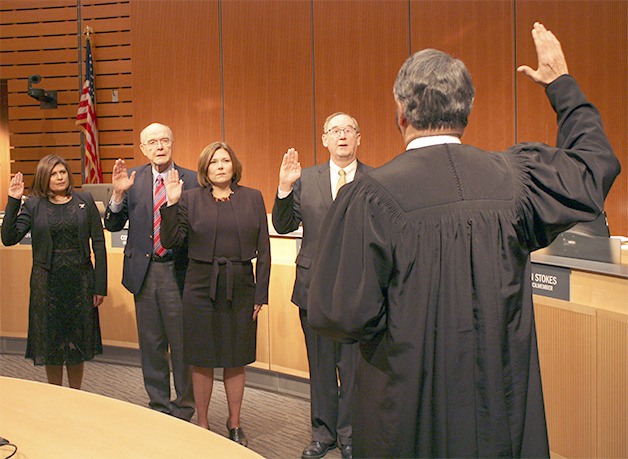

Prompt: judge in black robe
[{"left": 307, "top": 23, "right": 620, "bottom": 458}]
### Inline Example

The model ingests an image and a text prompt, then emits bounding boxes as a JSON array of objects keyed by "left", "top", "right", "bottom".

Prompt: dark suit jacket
[
  {"left": 104, "top": 163, "right": 199, "bottom": 295},
  {"left": 272, "top": 160, "right": 372, "bottom": 309},
  {"left": 2, "top": 192, "right": 107, "bottom": 295},
  {"left": 160, "top": 183, "right": 271, "bottom": 305}
]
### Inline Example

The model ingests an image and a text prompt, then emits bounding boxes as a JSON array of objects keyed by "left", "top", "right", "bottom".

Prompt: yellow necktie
[{"left": 336, "top": 169, "right": 346, "bottom": 195}]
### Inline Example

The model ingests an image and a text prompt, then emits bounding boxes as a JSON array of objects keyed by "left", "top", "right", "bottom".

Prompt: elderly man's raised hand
[
  {"left": 279, "top": 148, "right": 302, "bottom": 193},
  {"left": 111, "top": 158, "right": 136, "bottom": 202},
  {"left": 517, "top": 22, "right": 569, "bottom": 87}
]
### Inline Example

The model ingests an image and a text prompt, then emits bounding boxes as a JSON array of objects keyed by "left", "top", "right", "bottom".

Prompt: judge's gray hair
[{"left": 393, "top": 49, "right": 474, "bottom": 132}]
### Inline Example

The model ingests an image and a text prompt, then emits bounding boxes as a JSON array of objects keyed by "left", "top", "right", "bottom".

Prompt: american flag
[{"left": 76, "top": 36, "right": 103, "bottom": 183}]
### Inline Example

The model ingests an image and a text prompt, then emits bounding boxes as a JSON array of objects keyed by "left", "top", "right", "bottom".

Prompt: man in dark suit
[
  {"left": 104, "top": 122, "right": 198, "bottom": 420},
  {"left": 272, "top": 112, "right": 372, "bottom": 459}
]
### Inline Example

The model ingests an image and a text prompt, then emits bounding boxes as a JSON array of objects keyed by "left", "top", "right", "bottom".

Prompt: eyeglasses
[
  {"left": 143, "top": 138, "right": 172, "bottom": 149},
  {"left": 325, "top": 126, "right": 358, "bottom": 137}
]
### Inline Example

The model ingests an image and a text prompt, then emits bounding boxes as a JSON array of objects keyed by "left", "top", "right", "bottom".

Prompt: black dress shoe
[
  {"left": 301, "top": 440, "right": 337, "bottom": 459},
  {"left": 226, "top": 422, "right": 248, "bottom": 447},
  {"left": 340, "top": 444, "right": 352, "bottom": 459}
]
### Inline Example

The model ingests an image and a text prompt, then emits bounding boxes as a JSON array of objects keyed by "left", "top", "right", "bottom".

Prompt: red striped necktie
[{"left": 153, "top": 175, "right": 167, "bottom": 257}]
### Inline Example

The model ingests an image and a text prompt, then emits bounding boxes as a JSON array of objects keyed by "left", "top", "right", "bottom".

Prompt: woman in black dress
[
  {"left": 1, "top": 155, "right": 107, "bottom": 389},
  {"left": 160, "top": 141, "right": 270, "bottom": 446}
]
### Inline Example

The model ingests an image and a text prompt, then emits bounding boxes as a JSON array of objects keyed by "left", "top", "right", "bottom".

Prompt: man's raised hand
[
  {"left": 279, "top": 148, "right": 302, "bottom": 192},
  {"left": 517, "top": 22, "right": 569, "bottom": 87}
]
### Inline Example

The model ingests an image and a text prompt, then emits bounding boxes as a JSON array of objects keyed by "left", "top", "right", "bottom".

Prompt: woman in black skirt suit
[
  {"left": 1, "top": 155, "right": 107, "bottom": 389},
  {"left": 160, "top": 141, "right": 270, "bottom": 446}
]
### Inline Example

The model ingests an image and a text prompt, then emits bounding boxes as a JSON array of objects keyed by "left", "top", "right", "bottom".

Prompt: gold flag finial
[{"left": 84, "top": 26, "right": 94, "bottom": 39}]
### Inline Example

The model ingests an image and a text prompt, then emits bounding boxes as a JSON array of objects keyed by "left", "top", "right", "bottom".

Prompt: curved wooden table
[{"left": 0, "top": 376, "right": 262, "bottom": 458}]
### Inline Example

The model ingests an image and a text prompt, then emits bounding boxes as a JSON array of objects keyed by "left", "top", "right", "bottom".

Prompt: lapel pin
[{"left": 79, "top": 203, "right": 86, "bottom": 209}]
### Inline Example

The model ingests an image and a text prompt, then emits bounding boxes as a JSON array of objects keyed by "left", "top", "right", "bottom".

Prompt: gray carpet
[{"left": 0, "top": 354, "right": 343, "bottom": 459}]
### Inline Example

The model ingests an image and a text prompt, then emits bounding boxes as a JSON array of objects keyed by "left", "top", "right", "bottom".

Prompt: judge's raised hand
[
  {"left": 111, "top": 158, "right": 136, "bottom": 202},
  {"left": 8, "top": 172, "right": 24, "bottom": 200},
  {"left": 165, "top": 169, "right": 183, "bottom": 206},
  {"left": 517, "top": 22, "right": 569, "bottom": 87},
  {"left": 279, "top": 148, "right": 302, "bottom": 193}
]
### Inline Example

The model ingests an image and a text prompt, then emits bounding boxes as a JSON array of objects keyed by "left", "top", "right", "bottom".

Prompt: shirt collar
[
  {"left": 407, "top": 135, "right": 461, "bottom": 150},
  {"left": 152, "top": 163, "right": 175, "bottom": 182},
  {"left": 330, "top": 159, "right": 357, "bottom": 175}
]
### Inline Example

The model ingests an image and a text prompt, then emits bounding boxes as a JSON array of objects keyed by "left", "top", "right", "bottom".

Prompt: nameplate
[
  {"left": 110, "top": 230, "right": 128, "bottom": 248},
  {"left": 530, "top": 264, "right": 570, "bottom": 301}
]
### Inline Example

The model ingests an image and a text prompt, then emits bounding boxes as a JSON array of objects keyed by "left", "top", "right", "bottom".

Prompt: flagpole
[
  {"left": 79, "top": 25, "right": 95, "bottom": 184},
  {"left": 78, "top": 0, "right": 84, "bottom": 183},
  {"left": 77, "top": 24, "right": 102, "bottom": 184},
  {"left": 80, "top": 26, "right": 95, "bottom": 183}
]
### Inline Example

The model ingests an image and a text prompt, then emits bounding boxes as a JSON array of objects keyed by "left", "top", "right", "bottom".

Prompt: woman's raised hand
[{"left": 8, "top": 172, "right": 24, "bottom": 200}]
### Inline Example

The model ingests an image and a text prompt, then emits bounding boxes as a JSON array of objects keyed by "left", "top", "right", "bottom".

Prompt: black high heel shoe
[{"left": 227, "top": 422, "right": 248, "bottom": 447}]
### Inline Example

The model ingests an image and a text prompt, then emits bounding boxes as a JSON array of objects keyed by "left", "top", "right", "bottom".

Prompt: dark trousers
[
  {"left": 300, "top": 307, "right": 358, "bottom": 446},
  {"left": 134, "top": 260, "right": 194, "bottom": 420}
]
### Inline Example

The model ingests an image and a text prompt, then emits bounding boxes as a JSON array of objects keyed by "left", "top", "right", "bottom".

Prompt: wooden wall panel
[
  {"left": 99, "top": 245, "right": 138, "bottom": 348},
  {"left": 0, "top": 248, "right": 31, "bottom": 339},
  {"left": 222, "top": 0, "right": 313, "bottom": 208},
  {"left": 410, "top": 0, "right": 515, "bottom": 152},
  {"left": 82, "top": 2, "right": 129, "bottom": 19},
  {"left": 535, "top": 268, "right": 628, "bottom": 458},
  {"left": 534, "top": 299, "right": 597, "bottom": 458},
  {"left": 0, "top": 0, "right": 76, "bottom": 9},
  {"left": 6, "top": 76, "right": 79, "bottom": 93},
  {"left": 0, "top": 2, "right": 77, "bottom": 23},
  {"left": 81, "top": 0, "right": 134, "bottom": 180},
  {"left": 3, "top": 48, "right": 77, "bottom": 66},
  {"left": 0, "top": 0, "right": 132, "bottom": 188},
  {"left": 0, "top": 21, "right": 77, "bottom": 38},
  {"left": 0, "top": 35, "right": 78, "bottom": 52},
  {"left": 515, "top": 1, "right": 627, "bottom": 236},
  {"left": 597, "top": 310, "right": 628, "bottom": 458},
  {"left": 268, "top": 238, "right": 308, "bottom": 378},
  {"left": 0, "top": 81, "right": 8, "bottom": 210},
  {"left": 1, "top": 0, "right": 81, "bottom": 190},
  {"left": 2, "top": 0, "right": 626, "bottom": 236},
  {"left": 130, "top": 0, "right": 221, "bottom": 173},
  {"left": 313, "top": 0, "right": 409, "bottom": 169},
  {"left": 0, "top": 63, "right": 78, "bottom": 80}
]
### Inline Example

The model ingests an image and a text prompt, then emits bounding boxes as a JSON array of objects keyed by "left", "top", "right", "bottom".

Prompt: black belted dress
[{"left": 160, "top": 184, "right": 271, "bottom": 368}]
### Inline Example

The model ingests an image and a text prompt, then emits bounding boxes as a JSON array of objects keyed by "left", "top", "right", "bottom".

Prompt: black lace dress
[{"left": 25, "top": 199, "right": 102, "bottom": 365}]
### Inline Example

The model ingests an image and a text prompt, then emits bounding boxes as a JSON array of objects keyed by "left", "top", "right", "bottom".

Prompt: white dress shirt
[{"left": 407, "top": 135, "right": 461, "bottom": 150}]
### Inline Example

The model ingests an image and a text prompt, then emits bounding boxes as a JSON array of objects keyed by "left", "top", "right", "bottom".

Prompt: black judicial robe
[{"left": 307, "top": 75, "right": 620, "bottom": 458}]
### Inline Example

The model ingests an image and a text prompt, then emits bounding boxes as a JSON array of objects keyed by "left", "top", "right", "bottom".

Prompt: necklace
[
  {"left": 49, "top": 194, "right": 71, "bottom": 204},
  {"left": 211, "top": 188, "right": 233, "bottom": 202}
]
